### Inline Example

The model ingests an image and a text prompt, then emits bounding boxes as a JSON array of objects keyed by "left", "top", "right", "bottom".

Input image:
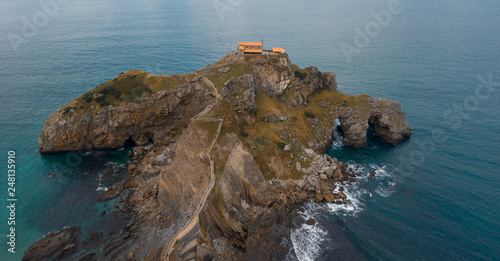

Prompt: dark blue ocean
[{"left": 1, "top": 0, "right": 499, "bottom": 260}]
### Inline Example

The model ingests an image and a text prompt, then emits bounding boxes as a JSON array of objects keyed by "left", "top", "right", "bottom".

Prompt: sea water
[{"left": 1, "top": 0, "right": 499, "bottom": 260}]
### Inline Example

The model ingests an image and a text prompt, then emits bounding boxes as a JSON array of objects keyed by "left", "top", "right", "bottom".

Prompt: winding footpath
[{"left": 163, "top": 75, "right": 222, "bottom": 261}]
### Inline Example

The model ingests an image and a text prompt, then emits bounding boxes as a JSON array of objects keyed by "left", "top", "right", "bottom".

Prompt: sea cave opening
[{"left": 122, "top": 136, "right": 137, "bottom": 149}]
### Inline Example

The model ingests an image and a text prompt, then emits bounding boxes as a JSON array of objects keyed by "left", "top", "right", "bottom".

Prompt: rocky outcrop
[
  {"left": 289, "top": 66, "right": 338, "bottom": 105},
  {"left": 22, "top": 226, "right": 80, "bottom": 261},
  {"left": 35, "top": 51, "right": 413, "bottom": 260},
  {"left": 217, "top": 138, "right": 266, "bottom": 208},
  {"left": 251, "top": 55, "right": 294, "bottom": 97},
  {"left": 97, "top": 184, "right": 123, "bottom": 202},
  {"left": 39, "top": 72, "right": 216, "bottom": 153},
  {"left": 231, "top": 53, "right": 295, "bottom": 97},
  {"left": 223, "top": 74, "right": 259, "bottom": 115},
  {"left": 368, "top": 99, "right": 413, "bottom": 144},
  {"left": 339, "top": 95, "right": 412, "bottom": 147}
]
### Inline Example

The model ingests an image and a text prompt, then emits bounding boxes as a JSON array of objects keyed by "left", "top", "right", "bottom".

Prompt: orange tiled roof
[
  {"left": 272, "top": 47, "right": 285, "bottom": 53},
  {"left": 238, "top": 42, "right": 263, "bottom": 46}
]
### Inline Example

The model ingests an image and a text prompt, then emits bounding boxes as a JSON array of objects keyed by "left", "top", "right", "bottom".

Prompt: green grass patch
[
  {"left": 253, "top": 137, "right": 267, "bottom": 145},
  {"left": 63, "top": 71, "right": 197, "bottom": 115},
  {"left": 221, "top": 64, "right": 253, "bottom": 83},
  {"left": 166, "top": 127, "right": 183, "bottom": 139},
  {"left": 194, "top": 120, "right": 219, "bottom": 145},
  {"left": 304, "top": 110, "right": 316, "bottom": 118},
  {"left": 61, "top": 106, "right": 76, "bottom": 115}
]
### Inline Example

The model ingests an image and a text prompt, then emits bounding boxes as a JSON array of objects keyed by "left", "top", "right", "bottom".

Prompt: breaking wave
[
  {"left": 96, "top": 186, "right": 108, "bottom": 192},
  {"left": 291, "top": 162, "right": 399, "bottom": 260},
  {"left": 326, "top": 163, "right": 397, "bottom": 217},
  {"left": 330, "top": 118, "right": 344, "bottom": 149},
  {"left": 291, "top": 204, "right": 328, "bottom": 261}
]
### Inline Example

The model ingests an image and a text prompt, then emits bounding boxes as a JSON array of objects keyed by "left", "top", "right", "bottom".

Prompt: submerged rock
[
  {"left": 97, "top": 184, "right": 122, "bottom": 202},
  {"left": 306, "top": 219, "right": 315, "bottom": 225},
  {"left": 22, "top": 226, "right": 81, "bottom": 261},
  {"left": 89, "top": 232, "right": 103, "bottom": 241}
]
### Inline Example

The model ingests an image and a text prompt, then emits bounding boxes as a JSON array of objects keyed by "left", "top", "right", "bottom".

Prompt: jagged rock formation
[
  {"left": 339, "top": 95, "right": 412, "bottom": 147},
  {"left": 32, "top": 51, "right": 412, "bottom": 260},
  {"left": 22, "top": 226, "right": 81, "bottom": 261}
]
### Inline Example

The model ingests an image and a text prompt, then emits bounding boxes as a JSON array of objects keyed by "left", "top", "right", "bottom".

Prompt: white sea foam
[
  {"left": 291, "top": 204, "right": 327, "bottom": 261},
  {"left": 369, "top": 165, "right": 397, "bottom": 197},
  {"left": 330, "top": 118, "right": 344, "bottom": 149},
  {"left": 292, "top": 162, "right": 398, "bottom": 259},
  {"left": 327, "top": 181, "right": 365, "bottom": 216},
  {"left": 96, "top": 186, "right": 108, "bottom": 192},
  {"left": 291, "top": 223, "right": 327, "bottom": 261},
  {"left": 105, "top": 161, "right": 118, "bottom": 168},
  {"left": 375, "top": 185, "right": 394, "bottom": 197},
  {"left": 331, "top": 140, "right": 344, "bottom": 149},
  {"left": 373, "top": 165, "right": 392, "bottom": 179},
  {"left": 325, "top": 163, "right": 397, "bottom": 216}
]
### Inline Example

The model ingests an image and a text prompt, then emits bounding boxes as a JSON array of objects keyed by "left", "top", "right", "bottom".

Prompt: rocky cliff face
[
  {"left": 39, "top": 53, "right": 410, "bottom": 154},
  {"left": 39, "top": 71, "right": 216, "bottom": 153},
  {"left": 157, "top": 122, "right": 212, "bottom": 215},
  {"left": 339, "top": 95, "right": 412, "bottom": 147},
  {"left": 32, "top": 51, "right": 412, "bottom": 260}
]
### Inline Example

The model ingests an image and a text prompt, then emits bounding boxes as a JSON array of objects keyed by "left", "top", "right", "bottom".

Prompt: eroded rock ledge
[
  {"left": 22, "top": 226, "right": 81, "bottom": 261},
  {"left": 39, "top": 72, "right": 216, "bottom": 153}
]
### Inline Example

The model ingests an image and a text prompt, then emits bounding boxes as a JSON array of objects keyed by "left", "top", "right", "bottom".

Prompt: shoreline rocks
[
  {"left": 22, "top": 226, "right": 81, "bottom": 261},
  {"left": 97, "top": 184, "right": 123, "bottom": 202}
]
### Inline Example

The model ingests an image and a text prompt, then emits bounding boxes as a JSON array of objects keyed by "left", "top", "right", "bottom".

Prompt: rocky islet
[{"left": 30, "top": 52, "right": 411, "bottom": 260}]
